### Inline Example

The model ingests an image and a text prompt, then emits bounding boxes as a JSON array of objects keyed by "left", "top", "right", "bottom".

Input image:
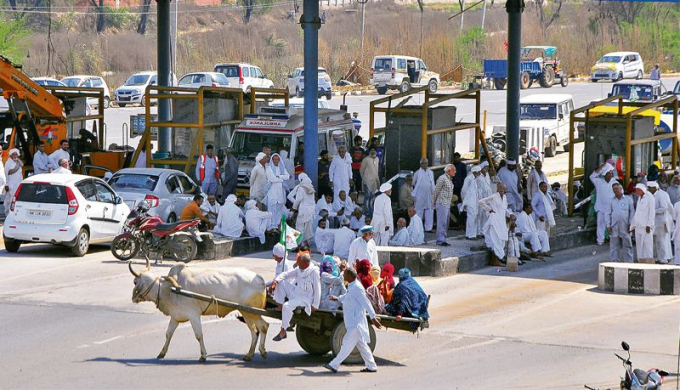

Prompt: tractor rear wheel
[
  {"left": 539, "top": 68, "right": 555, "bottom": 88},
  {"left": 493, "top": 78, "right": 506, "bottom": 90},
  {"left": 520, "top": 72, "right": 531, "bottom": 89}
]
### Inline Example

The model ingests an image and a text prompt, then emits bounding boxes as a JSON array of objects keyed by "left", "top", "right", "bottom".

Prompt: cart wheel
[
  {"left": 330, "top": 322, "right": 376, "bottom": 364},
  {"left": 296, "top": 326, "right": 332, "bottom": 356}
]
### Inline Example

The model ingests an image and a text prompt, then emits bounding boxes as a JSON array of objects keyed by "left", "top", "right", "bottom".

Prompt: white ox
[{"left": 129, "top": 260, "right": 269, "bottom": 362}]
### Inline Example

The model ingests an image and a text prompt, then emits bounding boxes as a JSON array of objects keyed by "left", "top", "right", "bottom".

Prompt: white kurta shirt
[
  {"left": 265, "top": 160, "right": 290, "bottom": 205},
  {"left": 348, "top": 236, "right": 378, "bottom": 266},
  {"left": 4, "top": 159, "right": 23, "bottom": 196},
  {"left": 49, "top": 149, "right": 70, "bottom": 168},
  {"left": 333, "top": 227, "right": 356, "bottom": 259},
  {"left": 515, "top": 211, "right": 538, "bottom": 234},
  {"left": 329, "top": 153, "right": 352, "bottom": 192},
  {"left": 337, "top": 280, "right": 377, "bottom": 343},
  {"left": 498, "top": 167, "right": 522, "bottom": 209},
  {"left": 33, "top": 151, "right": 52, "bottom": 174},
  {"left": 476, "top": 173, "right": 492, "bottom": 199},
  {"left": 407, "top": 214, "right": 425, "bottom": 245},
  {"left": 461, "top": 174, "right": 478, "bottom": 212},
  {"left": 531, "top": 189, "right": 556, "bottom": 227},
  {"left": 479, "top": 193, "right": 511, "bottom": 240},
  {"left": 314, "top": 227, "right": 335, "bottom": 254},
  {"left": 245, "top": 208, "right": 272, "bottom": 241},
  {"left": 200, "top": 201, "right": 220, "bottom": 224},
  {"left": 290, "top": 182, "right": 316, "bottom": 224},
  {"left": 275, "top": 266, "right": 322, "bottom": 315},
  {"left": 267, "top": 257, "right": 296, "bottom": 287},
  {"left": 372, "top": 193, "right": 394, "bottom": 237},
  {"left": 654, "top": 189, "right": 674, "bottom": 233},
  {"left": 52, "top": 167, "right": 72, "bottom": 174},
  {"left": 388, "top": 227, "right": 411, "bottom": 246},
  {"left": 412, "top": 168, "right": 435, "bottom": 210},
  {"left": 589, "top": 171, "right": 618, "bottom": 213},
  {"left": 632, "top": 192, "right": 655, "bottom": 231},
  {"left": 249, "top": 164, "right": 268, "bottom": 201},
  {"left": 214, "top": 203, "right": 244, "bottom": 238}
]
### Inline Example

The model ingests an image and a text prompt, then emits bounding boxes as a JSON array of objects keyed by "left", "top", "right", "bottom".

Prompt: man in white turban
[
  {"left": 632, "top": 183, "right": 655, "bottom": 263},
  {"left": 329, "top": 145, "right": 353, "bottom": 201},
  {"left": 498, "top": 159, "right": 523, "bottom": 212},
  {"left": 265, "top": 153, "right": 290, "bottom": 229},
  {"left": 266, "top": 243, "right": 296, "bottom": 305},
  {"left": 372, "top": 183, "right": 394, "bottom": 246},
  {"left": 250, "top": 152, "right": 269, "bottom": 205},
  {"left": 4, "top": 148, "right": 23, "bottom": 216},
  {"left": 590, "top": 163, "right": 618, "bottom": 245},
  {"left": 213, "top": 194, "right": 244, "bottom": 238},
  {"left": 289, "top": 172, "right": 316, "bottom": 242},
  {"left": 461, "top": 165, "right": 481, "bottom": 239},
  {"left": 648, "top": 181, "right": 673, "bottom": 264},
  {"left": 245, "top": 200, "right": 272, "bottom": 244},
  {"left": 412, "top": 158, "right": 435, "bottom": 231}
]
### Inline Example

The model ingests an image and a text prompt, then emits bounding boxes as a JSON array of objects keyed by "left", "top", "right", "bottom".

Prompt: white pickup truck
[{"left": 519, "top": 94, "right": 575, "bottom": 157}]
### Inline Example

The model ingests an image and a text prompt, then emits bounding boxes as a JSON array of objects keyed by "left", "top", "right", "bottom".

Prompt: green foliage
[
  {"left": 0, "top": 13, "right": 30, "bottom": 64},
  {"left": 454, "top": 26, "right": 485, "bottom": 73},
  {"left": 266, "top": 32, "right": 287, "bottom": 57},
  {"left": 103, "top": 6, "right": 135, "bottom": 30}
]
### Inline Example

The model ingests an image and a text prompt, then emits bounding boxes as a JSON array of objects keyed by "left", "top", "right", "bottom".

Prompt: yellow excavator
[{"left": 0, "top": 55, "right": 131, "bottom": 175}]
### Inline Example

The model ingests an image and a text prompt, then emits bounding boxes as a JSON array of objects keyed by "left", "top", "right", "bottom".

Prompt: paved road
[{"left": 1, "top": 241, "right": 679, "bottom": 388}]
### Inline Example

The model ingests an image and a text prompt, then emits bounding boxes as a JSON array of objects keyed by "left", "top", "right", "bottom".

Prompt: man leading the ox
[{"left": 272, "top": 254, "right": 321, "bottom": 341}]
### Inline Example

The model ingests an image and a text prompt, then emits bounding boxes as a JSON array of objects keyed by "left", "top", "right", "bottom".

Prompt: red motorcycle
[{"left": 111, "top": 200, "right": 202, "bottom": 263}]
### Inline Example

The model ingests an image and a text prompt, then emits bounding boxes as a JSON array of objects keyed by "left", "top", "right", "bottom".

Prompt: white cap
[
  {"left": 471, "top": 165, "right": 482, "bottom": 173},
  {"left": 635, "top": 183, "right": 647, "bottom": 191},
  {"left": 647, "top": 181, "right": 658, "bottom": 188},
  {"left": 506, "top": 159, "right": 516, "bottom": 165},
  {"left": 256, "top": 152, "right": 267, "bottom": 163},
  {"left": 8, "top": 148, "right": 20, "bottom": 156},
  {"left": 273, "top": 243, "right": 285, "bottom": 258},
  {"left": 601, "top": 163, "right": 614, "bottom": 175},
  {"left": 225, "top": 194, "right": 237, "bottom": 203},
  {"left": 380, "top": 183, "right": 392, "bottom": 192}
]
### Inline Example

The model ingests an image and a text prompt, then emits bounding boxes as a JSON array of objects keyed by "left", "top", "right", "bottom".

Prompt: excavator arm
[{"left": 0, "top": 55, "right": 64, "bottom": 120}]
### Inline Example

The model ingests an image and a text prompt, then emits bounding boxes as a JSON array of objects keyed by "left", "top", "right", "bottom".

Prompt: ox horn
[
  {"left": 128, "top": 261, "right": 141, "bottom": 277},
  {"left": 144, "top": 256, "right": 151, "bottom": 272}
]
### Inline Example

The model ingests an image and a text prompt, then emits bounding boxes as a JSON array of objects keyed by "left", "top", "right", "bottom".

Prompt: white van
[
  {"left": 213, "top": 63, "right": 275, "bottom": 92},
  {"left": 230, "top": 106, "right": 356, "bottom": 196},
  {"left": 519, "top": 94, "right": 574, "bottom": 157},
  {"left": 590, "top": 52, "right": 645, "bottom": 82},
  {"left": 370, "top": 55, "right": 440, "bottom": 95}
]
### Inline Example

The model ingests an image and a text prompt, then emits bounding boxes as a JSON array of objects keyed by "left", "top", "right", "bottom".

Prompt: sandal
[{"left": 360, "top": 368, "right": 377, "bottom": 373}]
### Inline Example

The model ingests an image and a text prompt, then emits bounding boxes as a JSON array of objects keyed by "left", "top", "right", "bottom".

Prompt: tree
[
  {"left": 137, "top": 0, "right": 152, "bottom": 34},
  {"left": 535, "top": 0, "right": 563, "bottom": 38},
  {"left": 0, "top": 13, "right": 30, "bottom": 63},
  {"left": 90, "top": 0, "right": 105, "bottom": 32},
  {"left": 243, "top": 0, "right": 254, "bottom": 24}
]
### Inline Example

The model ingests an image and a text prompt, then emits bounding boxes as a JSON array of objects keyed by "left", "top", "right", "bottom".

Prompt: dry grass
[{"left": 18, "top": 1, "right": 680, "bottom": 90}]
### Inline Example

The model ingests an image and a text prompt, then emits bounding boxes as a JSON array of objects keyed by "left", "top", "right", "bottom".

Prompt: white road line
[
  {"left": 93, "top": 336, "right": 123, "bottom": 345},
  {"left": 76, "top": 344, "right": 90, "bottom": 349}
]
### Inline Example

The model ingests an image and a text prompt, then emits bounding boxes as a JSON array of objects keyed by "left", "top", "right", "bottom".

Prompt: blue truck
[{"left": 483, "top": 46, "right": 569, "bottom": 90}]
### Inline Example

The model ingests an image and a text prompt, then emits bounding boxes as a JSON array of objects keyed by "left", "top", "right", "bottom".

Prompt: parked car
[
  {"left": 60, "top": 75, "right": 112, "bottom": 109},
  {"left": 270, "top": 98, "right": 330, "bottom": 109},
  {"left": 608, "top": 79, "right": 667, "bottom": 102},
  {"left": 590, "top": 52, "right": 644, "bottom": 82},
  {"left": 114, "top": 71, "right": 156, "bottom": 108},
  {"left": 32, "top": 77, "right": 67, "bottom": 88},
  {"left": 178, "top": 72, "right": 231, "bottom": 89},
  {"left": 370, "top": 55, "right": 440, "bottom": 94},
  {"left": 213, "top": 63, "right": 274, "bottom": 92},
  {"left": 519, "top": 94, "right": 575, "bottom": 157},
  {"left": 107, "top": 168, "right": 204, "bottom": 223},
  {"left": 286, "top": 67, "right": 332, "bottom": 99},
  {"left": 3, "top": 174, "right": 130, "bottom": 256}
]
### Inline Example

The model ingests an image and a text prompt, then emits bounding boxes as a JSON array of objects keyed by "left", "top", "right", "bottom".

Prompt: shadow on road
[{"left": 1, "top": 243, "right": 110, "bottom": 258}]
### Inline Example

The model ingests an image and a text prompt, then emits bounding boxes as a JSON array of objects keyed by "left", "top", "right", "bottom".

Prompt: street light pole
[
  {"left": 302, "top": 0, "right": 320, "bottom": 188},
  {"left": 505, "top": 0, "right": 524, "bottom": 162},
  {"left": 157, "top": 0, "right": 172, "bottom": 153}
]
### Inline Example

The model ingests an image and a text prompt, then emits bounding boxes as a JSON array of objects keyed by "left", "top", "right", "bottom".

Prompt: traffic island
[{"left": 598, "top": 262, "right": 680, "bottom": 295}]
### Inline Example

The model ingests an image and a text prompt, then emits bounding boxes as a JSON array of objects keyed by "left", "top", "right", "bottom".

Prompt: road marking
[
  {"left": 77, "top": 344, "right": 90, "bottom": 349},
  {"left": 93, "top": 336, "right": 123, "bottom": 345}
]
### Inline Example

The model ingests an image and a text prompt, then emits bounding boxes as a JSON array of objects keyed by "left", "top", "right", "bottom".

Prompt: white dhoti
[
  {"left": 375, "top": 230, "right": 390, "bottom": 246},
  {"left": 653, "top": 227, "right": 672, "bottom": 262},
  {"left": 635, "top": 230, "right": 654, "bottom": 261},
  {"left": 281, "top": 297, "right": 308, "bottom": 329},
  {"left": 328, "top": 327, "right": 377, "bottom": 371},
  {"left": 416, "top": 205, "right": 434, "bottom": 232},
  {"left": 465, "top": 207, "right": 478, "bottom": 238},
  {"left": 674, "top": 238, "right": 680, "bottom": 265},
  {"left": 477, "top": 208, "right": 488, "bottom": 236},
  {"left": 521, "top": 231, "right": 550, "bottom": 253},
  {"left": 596, "top": 211, "right": 606, "bottom": 245},
  {"left": 272, "top": 281, "right": 295, "bottom": 305},
  {"left": 267, "top": 201, "right": 287, "bottom": 229},
  {"left": 535, "top": 219, "right": 552, "bottom": 237}
]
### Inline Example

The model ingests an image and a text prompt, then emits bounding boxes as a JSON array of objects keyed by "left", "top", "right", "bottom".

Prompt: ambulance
[{"left": 229, "top": 106, "right": 357, "bottom": 196}]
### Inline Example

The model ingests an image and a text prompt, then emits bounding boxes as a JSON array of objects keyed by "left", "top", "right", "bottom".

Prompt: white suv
[
  {"left": 213, "top": 63, "right": 274, "bottom": 92},
  {"left": 3, "top": 174, "right": 130, "bottom": 256},
  {"left": 370, "top": 55, "right": 440, "bottom": 94},
  {"left": 286, "top": 67, "right": 332, "bottom": 99},
  {"left": 60, "top": 75, "right": 112, "bottom": 109},
  {"left": 590, "top": 52, "right": 645, "bottom": 82}
]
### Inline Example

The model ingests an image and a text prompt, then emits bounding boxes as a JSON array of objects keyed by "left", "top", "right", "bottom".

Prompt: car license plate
[{"left": 28, "top": 209, "right": 52, "bottom": 218}]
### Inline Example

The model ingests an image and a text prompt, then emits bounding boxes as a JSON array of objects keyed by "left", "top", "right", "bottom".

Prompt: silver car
[
  {"left": 108, "top": 168, "right": 205, "bottom": 223},
  {"left": 178, "top": 72, "right": 231, "bottom": 89},
  {"left": 286, "top": 67, "right": 332, "bottom": 100}
]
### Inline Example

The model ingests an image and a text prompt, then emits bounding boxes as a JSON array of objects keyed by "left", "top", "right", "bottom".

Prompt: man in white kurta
[
  {"left": 325, "top": 268, "right": 382, "bottom": 373},
  {"left": 33, "top": 143, "right": 53, "bottom": 174},
  {"left": 332, "top": 190, "right": 355, "bottom": 222},
  {"left": 245, "top": 200, "right": 272, "bottom": 244},
  {"left": 314, "top": 219, "right": 335, "bottom": 254},
  {"left": 213, "top": 194, "right": 244, "bottom": 238},
  {"left": 265, "top": 153, "right": 291, "bottom": 229},
  {"left": 516, "top": 203, "right": 551, "bottom": 255},
  {"left": 606, "top": 183, "right": 635, "bottom": 263},
  {"left": 372, "top": 183, "right": 394, "bottom": 246},
  {"left": 52, "top": 159, "right": 72, "bottom": 174},
  {"left": 461, "top": 165, "right": 481, "bottom": 239},
  {"left": 672, "top": 199, "right": 680, "bottom": 265},
  {"left": 329, "top": 146, "right": 353, "bottom": 201},
  {"left": 412, "top": 158, "right": 435, "bottom": 232},
  {"left": 267, "top": 243, "right": 296, "bottom": 305},
  {"left": 334, "top": 219, "right": 356, "bottom": 260},
  {"left": 479, "top": 183, "right": 512, "bottom": 260},
  {"left": 316, "top": 194, "right": 341, "bottom": 230},
  {"left": 476, "top": 162, "right": 493, "bottom": 236},
  {"left": 631, "top": 184, "right": 655, "bottom": 262},
  {"left": 407, "top": 206, "right": 425, "bottom": 246},
  {"left": 348, "top": 226, "right": 379, "bottom": 266},
  {"left": 526, "top": 160, "right": 548, "bottom": 202},
  {"left": 4, "top": 149, "right": 23, "bottom": 216},
  {"left": 589, "top": 163, "right": 618, "bottom": 245},
  {"left": 0, "top": 146, "right": 6, "bottom": 208},
  {"left": 49, "top": 139, "right": 71, "bottom": 168},
  {"left": 388, "top": 218, "right": 411, "bottom": 246},
  {"left": 273, "top": 254, "right": 321, "bottom": 341},
  {"left": 250, "top": 152, "right": 269, "bottom": 205},
  {"left": 290, "top": 173, "right": 316, "bottom": 242},
  {"left": 531, "top": 182, "right": 557, "bottom": 236},
  {"left": 199, "top": 194, "right": 220, "bottom": 226},
  {"left": 648, "top": 181, "right": 673, "bottom": 263},
  {"left": 497, "top": 160, "right": 523, "bottom": 213}
]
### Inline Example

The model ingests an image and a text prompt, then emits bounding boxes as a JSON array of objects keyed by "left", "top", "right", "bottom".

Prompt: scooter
[
  {"left": 585, "top": 341, "right": 668, "bottom": 390},
  {"left": 111, "top": 200, "right": 203, "bottom": 263}
]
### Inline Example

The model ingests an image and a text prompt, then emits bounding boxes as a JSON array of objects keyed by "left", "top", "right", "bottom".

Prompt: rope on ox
[{"left": 202, "top": 295, "right": 220, "bottom": 317}]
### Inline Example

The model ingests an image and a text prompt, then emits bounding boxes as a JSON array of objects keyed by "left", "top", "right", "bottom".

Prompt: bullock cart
[{"left": 171, "top": 287, "right": 429, "bottom": 363}]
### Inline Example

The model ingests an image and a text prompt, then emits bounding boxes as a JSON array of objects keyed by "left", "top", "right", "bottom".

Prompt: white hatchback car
[
  {"left": 590, "top": 52, "right": 645, "bottom": 82},
  {"left": 286, "top": 67, "right": 333, "bottom": 99},
  {"left": 3, "top": 174, "right": 130, "bottom": 256},
  {"left": 107, "top": 168, "right": 204, "bottom": 223},
  {"left": 178, "top": 72, "right": 231, "bottom": 89},
  {"left": 60, "top": 75, "right": 112, "bottom": 109},
  {"left": 213, "top": 63, "right": 274, "bottom": 92}
]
